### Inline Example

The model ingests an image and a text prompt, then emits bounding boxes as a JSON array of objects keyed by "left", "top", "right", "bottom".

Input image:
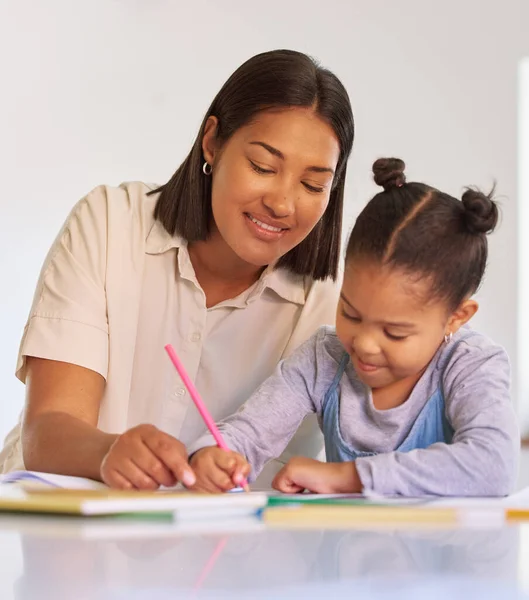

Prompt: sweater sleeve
[
  {"left": 188, "top": 328, "right": 333, "bottom": 480},
  {"left": 356, "top": 342, "right": 520, "bottom": 497}
]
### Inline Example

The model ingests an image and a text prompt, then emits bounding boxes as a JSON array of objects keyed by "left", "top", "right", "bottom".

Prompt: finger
[
  {"left": 215, "top": 452, "right": 249, "bottom": 487},
  {"left": 120, "top": 459, "right": 159, "bottom": 490},
  {"left": 144, "top": 430, "right": 196, "bottom": 488},
  {"left": 189, "top": 468, "right": 226, "bottom": 493},
  {"left": 194, "top": 477, "right": 223, "bottom": 494},
  {"left": 214, "top": 451, "right": 237, "bottom": 472},
  {"left": 191, "top": 453, "right": 233, "bottom": 493},
  {"left": 222, "top": 452, "right": 249, "bottom": 486},
  {"left": 274, "top": 479, "right": 305, "bottom": 494},
  {"left": 208, "top": 464, "right": 238, "bottom": 492},
  {"left": 188, "top": 479, "right": 214, "bottom": 494},
  {"left": 231, "top": 460, "right": 251, "bottom": 487},
  {"left": 133, "top": 443, "right": 176, "bottom": 488},
  {"left": 192, "top": 451, "right": 237, "bottom": 491},
  {"left": 103, "top": 469, "right": 134, "bottom": 491},
  {"left": 272, "top": 471, "right": 305, "bottom": 494}
]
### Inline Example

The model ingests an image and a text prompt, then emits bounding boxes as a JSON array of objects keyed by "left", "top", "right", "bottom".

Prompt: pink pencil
[{"left": 164, "top": 344, "right": 249, "bottom": 491}]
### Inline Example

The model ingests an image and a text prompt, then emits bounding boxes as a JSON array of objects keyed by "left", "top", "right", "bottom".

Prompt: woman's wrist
[{"left": 93, "top": 432, "right": 119, "bottom": 480}]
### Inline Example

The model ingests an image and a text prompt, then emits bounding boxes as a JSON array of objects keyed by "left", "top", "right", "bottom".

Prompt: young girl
[{"left": 189, "top": 158, "right": 520, "bottom": 497}]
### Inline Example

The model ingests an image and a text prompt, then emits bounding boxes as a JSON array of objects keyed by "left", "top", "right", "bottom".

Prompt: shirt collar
[
  {"left": 145, "top": 220, "right": 183, "bottom": 255},
  {"left": 145, "top": 220, "right": 307, "bottom": 306},
  {"left": 259, "top": 266, "right": 307, "bottom": 306}
]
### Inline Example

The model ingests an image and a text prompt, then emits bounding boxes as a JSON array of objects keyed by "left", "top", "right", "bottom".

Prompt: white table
[{"left": 0, "top": 514, "right": 527, "bottom": 599}]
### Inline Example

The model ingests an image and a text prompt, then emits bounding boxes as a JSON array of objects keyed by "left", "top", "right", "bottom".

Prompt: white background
[{"left": 0, "top": 0, "right": 528, "bottom": 449}]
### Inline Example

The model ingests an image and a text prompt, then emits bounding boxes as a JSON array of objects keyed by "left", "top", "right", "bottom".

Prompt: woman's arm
[
  {"left": 22, "top": 357, "right": 113, "bottom": 479},
  {"left": 23, "top": 357, "right": 195, "bottom": 489}
]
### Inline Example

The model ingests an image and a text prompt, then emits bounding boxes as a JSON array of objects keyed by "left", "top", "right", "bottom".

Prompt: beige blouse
[{"left": 0, "top": 182, "right": 340, "bottom": 483}]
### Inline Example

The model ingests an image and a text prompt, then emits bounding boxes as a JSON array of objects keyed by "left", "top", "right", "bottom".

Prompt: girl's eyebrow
[{"left": 340, "top": 291, "right": 416, "bottom": 328}]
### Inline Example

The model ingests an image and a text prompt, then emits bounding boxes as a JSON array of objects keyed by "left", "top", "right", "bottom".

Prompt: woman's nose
[{"left": 262, "top": 183, "right": 296, "bottom": 219}]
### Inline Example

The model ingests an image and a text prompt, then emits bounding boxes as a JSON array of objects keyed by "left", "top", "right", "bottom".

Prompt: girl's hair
[
  {"left": 346, "top": 158, "right": 499, "bottom": 310},
  {"left": 151, "top": 49, "right": 354, "bottom": 281}
]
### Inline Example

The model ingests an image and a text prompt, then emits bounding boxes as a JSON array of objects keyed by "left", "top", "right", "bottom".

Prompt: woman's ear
[
  {"left": 201, "top": 116, "right": 219, "bottom": 166},
  {"left": 446, "top": 299, "right": 479, "bottom": 335}
]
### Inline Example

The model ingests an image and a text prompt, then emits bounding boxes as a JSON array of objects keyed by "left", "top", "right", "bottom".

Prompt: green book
[{"left": 267, "top": 494, "right": 378, "bottom": 507}]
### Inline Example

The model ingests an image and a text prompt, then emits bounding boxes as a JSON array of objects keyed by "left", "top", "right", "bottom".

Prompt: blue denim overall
[{"left": 321, "top": 334, "right": 475, "bottom": 462}]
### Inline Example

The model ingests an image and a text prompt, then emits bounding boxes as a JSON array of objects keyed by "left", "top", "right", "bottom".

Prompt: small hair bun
[
  {"left": 461, "top": 187, "right": 498, "bottom": 234},
  {"left": 373, "top": 158, "right": 406, "bottom": 191}
]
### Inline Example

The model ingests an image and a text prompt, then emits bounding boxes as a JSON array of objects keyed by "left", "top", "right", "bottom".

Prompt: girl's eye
[
  {"left": 302, "top": 182, "right": 325, "bottom": 193},
  {"left": 249, "top": 160, "right": 274, "bottom": 175},
  {"left": 385, "top": 331, "right": 408, "bottom": 341}
]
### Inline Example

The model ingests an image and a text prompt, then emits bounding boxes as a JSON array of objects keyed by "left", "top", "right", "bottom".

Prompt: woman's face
[{"left": 203, "top": 107, "right": 340, "bottom": 267}]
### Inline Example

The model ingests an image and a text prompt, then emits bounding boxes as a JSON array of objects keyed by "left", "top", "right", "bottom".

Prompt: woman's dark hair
[
  {"left": 151, "top": 49, "right": 354, "bottom": 281},
  {"left": 346, "top": 158, "right": 499, "bottom": 310}
]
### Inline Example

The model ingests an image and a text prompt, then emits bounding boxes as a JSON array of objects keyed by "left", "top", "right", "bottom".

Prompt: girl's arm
[
  {"left": 355, "top": 344, "right": 520, "bottom": 497},
  {"left": 189, "top": 328, "right": 332, "bottom": 481}
]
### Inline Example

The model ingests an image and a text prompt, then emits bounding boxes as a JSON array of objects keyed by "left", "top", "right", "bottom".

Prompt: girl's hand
[
  {"left": 190, "top": 447, "right": 251, "bottom": 493},
  {"left": 100, "top": 424, "right": 196, "bottom": 490},
  {"left": 272, "top": 457, "right": 362, "bottom": 494}
]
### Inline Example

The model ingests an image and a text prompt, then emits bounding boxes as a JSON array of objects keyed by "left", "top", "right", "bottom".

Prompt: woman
[{"left": 0, "top": 49, "right": 354, "bottom": 489}]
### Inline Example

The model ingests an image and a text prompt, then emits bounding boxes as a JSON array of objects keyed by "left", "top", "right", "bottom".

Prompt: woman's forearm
[{"left": 22, "top": 411, "right": 117, "bottom": 481}]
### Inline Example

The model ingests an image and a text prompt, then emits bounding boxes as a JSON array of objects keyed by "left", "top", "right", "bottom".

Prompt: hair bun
[
  {"left": 373, "top": 158, "right": 406, "bottom": 191},
  {"left": 461, "top": 187, "right": 498, "bottom": 234}
]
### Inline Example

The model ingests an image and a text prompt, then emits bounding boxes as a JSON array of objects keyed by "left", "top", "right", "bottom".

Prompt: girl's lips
[{"left": 355, "top": 357, "right": 381, "bottom": 373}]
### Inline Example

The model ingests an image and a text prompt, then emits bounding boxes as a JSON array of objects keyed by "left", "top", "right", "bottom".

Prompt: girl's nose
[{"left": 352, "top": 333, "right": 380, "bottom": 358}]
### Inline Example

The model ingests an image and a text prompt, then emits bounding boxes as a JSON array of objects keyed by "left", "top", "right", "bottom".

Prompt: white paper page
[
  {"left": 0, "top": 470, "right": 107, "bottom": 490},
  {"left": 81, "top": 491, "right": 268, "bottom": 515}
]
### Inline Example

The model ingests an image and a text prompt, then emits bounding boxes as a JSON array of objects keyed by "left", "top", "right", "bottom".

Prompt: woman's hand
[
  {"left": 272, "top": 457, "right": 362, "bottom": 494},
  {"left": 100, "top": 424, "right": 196, "bottom": 490},
  {"left": 190, "top": 447, "right": 251, "bottom": 493}
]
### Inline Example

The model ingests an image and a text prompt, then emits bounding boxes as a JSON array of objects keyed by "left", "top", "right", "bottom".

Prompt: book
[
  {"left": 263, "top": 504, "right": 469, "bottom": 529},
  {"left": 263, "top": 488, "right": 529, "bottom": 529},
  {"left": 0, "top": 485, "right": 268, "bottom": 518},
  {"left": 0, "top": 512, "right": 265, "bottom": 540},
  {"left": 0, "top": 470, "right": 107, "bottom": 490},
  {"left": 266, "top": 492, "right": 419, "bottom": 507}
]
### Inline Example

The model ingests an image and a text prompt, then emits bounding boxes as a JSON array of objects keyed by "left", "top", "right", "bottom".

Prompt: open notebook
[
  {"left": 0, "top": 471, "right": 268, "bottom": 518},
  {"left": 263, "top": 488, "right": 529, "bottom": 528},
  {"left": 0, "top": 470, "right": 108, "bottom": 490}
]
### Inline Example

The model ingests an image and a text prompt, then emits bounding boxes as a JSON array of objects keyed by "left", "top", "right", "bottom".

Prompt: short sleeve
[{"left": 16, "top": 187, "right": 110, "bottom": 382}]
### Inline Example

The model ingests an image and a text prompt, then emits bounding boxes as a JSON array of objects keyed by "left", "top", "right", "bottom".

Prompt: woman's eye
[
  {"left": 249, "top": 160, "right": 274, "bottom": 174},
  {"left": 303, "top": 182, "right": 325, "bottom": 193}
]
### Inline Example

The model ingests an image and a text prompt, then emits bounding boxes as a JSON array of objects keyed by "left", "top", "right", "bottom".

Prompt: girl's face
[
  {"left": 202, "top": 107, "right": 340, "bottom": 267},
  {"left": 336, "top": 259, "right": 477, "bottom": 391}
]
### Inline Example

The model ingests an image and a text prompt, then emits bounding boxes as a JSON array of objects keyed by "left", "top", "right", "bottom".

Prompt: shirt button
[
  {"left": 190, "top": 332, "right": 201, "bottom": 342},
  {"left": 174, "top": 388, "right": 186, "bottom": 397}
]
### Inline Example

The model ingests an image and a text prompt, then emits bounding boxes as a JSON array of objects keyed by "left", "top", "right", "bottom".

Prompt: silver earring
[
  {"left": 444, "top": 332, "right": 453, "bottom": 344},
  {"left": 202, "top": 161, "right": 212, "bottom": 175}
]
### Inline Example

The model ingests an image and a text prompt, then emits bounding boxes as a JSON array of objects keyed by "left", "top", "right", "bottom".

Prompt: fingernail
[{"left": 182, "top": 470, "right": 196, "bottom": 487}]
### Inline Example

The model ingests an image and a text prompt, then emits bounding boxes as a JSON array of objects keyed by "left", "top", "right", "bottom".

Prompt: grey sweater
[{"left": 189, "top": 326, "right": 520, "bottom": 496}]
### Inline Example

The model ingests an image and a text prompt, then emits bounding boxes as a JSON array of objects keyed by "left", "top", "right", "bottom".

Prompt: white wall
[
  {"left": 0, "top": 0, "right": 527, "bottom": 442},
  {"left": 519, "top": 56, "right": 529, "bottom": 439}
]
